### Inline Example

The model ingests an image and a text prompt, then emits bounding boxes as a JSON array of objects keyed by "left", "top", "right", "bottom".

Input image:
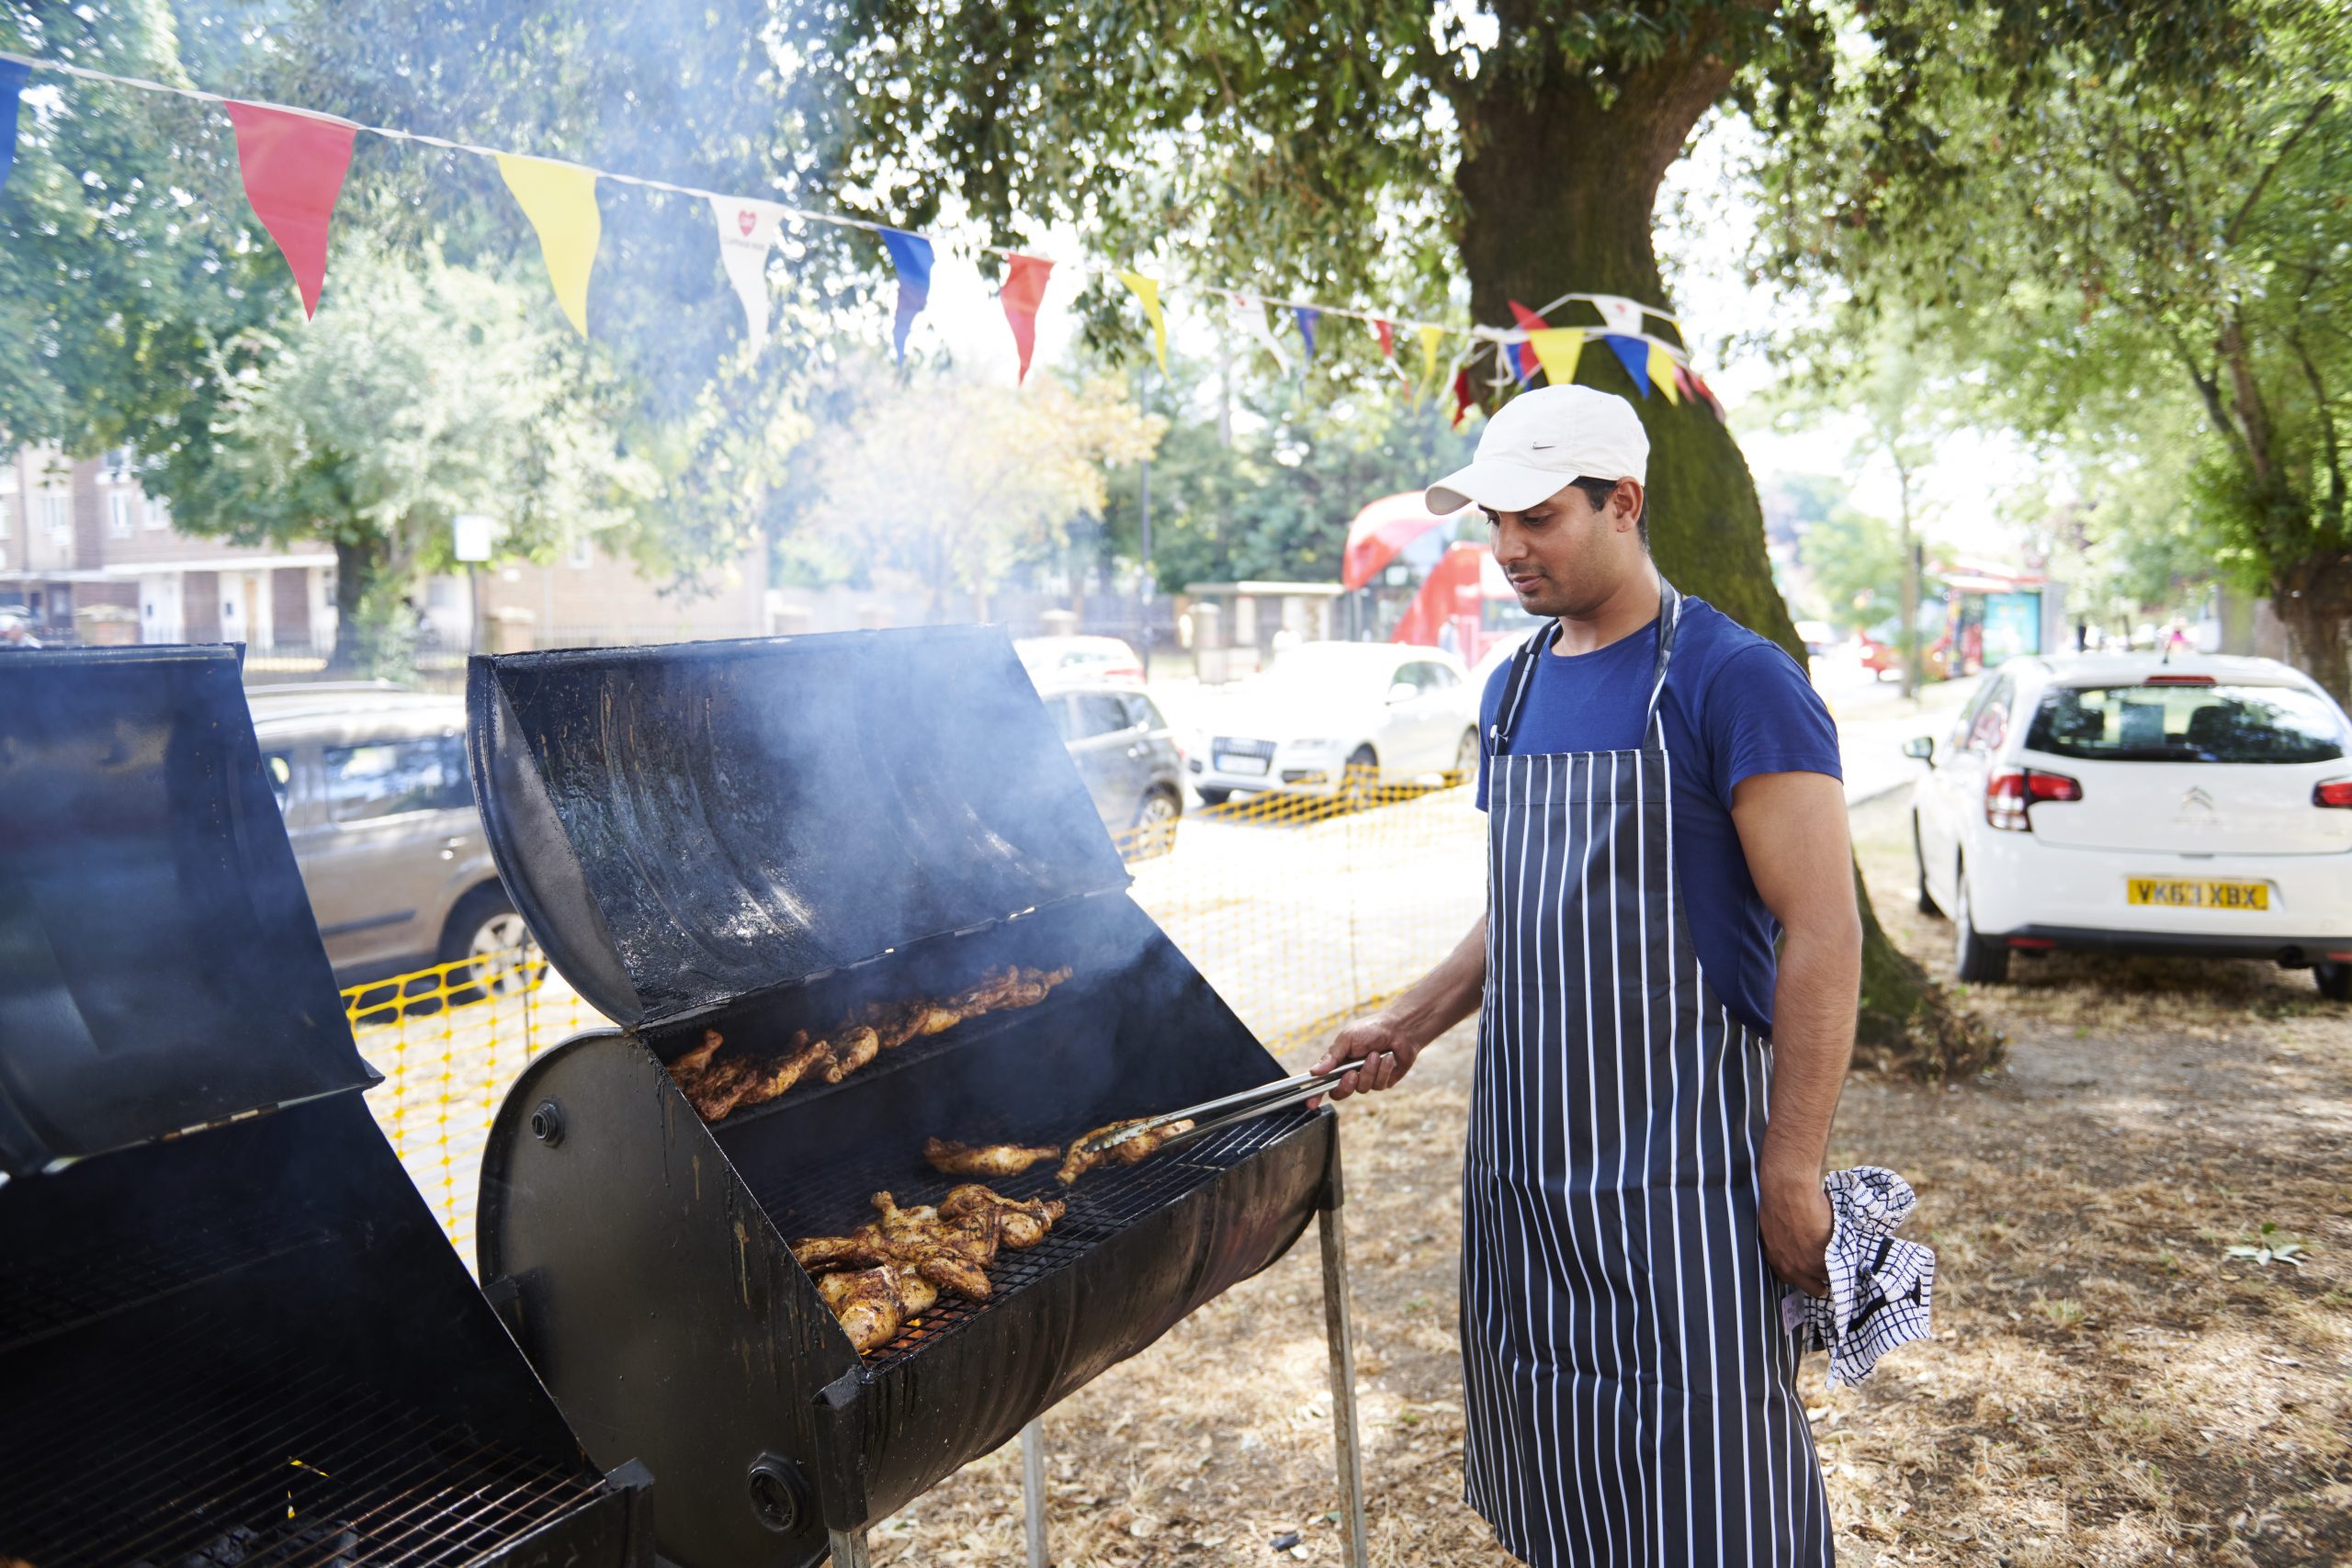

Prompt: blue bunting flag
[{"left": 880, "top": 228, "right": 934, "bottom": 364}]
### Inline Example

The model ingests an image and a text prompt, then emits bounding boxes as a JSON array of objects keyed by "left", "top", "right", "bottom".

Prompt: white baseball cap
[{"left": 1425, "top": 384, "right": 1649, "bottom": 514}]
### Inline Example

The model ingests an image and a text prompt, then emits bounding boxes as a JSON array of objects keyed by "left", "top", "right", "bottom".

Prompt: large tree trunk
[
  {"left": 1453, "top": 54, "right": 1996, "bottom": 1078},
  {"left": 2272, "top": 550, "right": 2352, "bottom": 705}
]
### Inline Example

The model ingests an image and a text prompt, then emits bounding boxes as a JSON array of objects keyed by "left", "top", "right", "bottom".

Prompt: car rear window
[{"left": 2025, "top": 683, "right": 2346, "bottom": 763}]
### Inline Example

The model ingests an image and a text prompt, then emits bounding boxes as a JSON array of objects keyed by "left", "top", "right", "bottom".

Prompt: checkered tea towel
[{"left": 1781, "top": 1166, "right": 1936, "bottom": 1387}]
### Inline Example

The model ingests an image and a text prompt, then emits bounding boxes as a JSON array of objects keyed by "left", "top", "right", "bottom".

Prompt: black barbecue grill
[
  {"left": 465, "top": 626, "right": 1370, "bottom": 1568},
  {"left": 0, "top": 645, "right": 653, "bottom": 1568}
]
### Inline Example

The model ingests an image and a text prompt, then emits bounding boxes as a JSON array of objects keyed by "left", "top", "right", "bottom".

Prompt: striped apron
[{"left": 1460, "top": 581, "right": 1832, "bottom": 1565}]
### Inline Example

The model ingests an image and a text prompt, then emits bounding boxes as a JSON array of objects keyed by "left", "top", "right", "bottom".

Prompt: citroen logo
[{"left": 2181, "top": 786, "right": 2214, "bottom": 810}]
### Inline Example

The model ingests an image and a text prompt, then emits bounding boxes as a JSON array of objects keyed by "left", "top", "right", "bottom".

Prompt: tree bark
[
  {"left": 328, "top": 536, "right": 375, "bottom": 674},
  {"left": 2272, "top": 549, "right": 2352, "bottom": 705},
  {"left": 1453, "top": 51, "right": 1996, "bottom": 1078}
]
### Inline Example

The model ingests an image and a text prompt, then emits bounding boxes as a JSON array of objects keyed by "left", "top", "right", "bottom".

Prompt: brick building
[{"left": 0, "top": 445, "right": 336, "bottom": 650}]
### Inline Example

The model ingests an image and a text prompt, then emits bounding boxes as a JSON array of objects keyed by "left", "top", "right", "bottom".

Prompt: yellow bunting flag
[
  {"left": 1117, "top": 270, "right": 1167, "bottom": 373},
  {"left": 1415, "top": 324, "right": 1444, "bottom": 409},
  {"left": 1528, "top": 328, "right": 1587, "bottom": 389},
  {"left": 1647, "top": 341, "right": 1681, "bottom": 405},
  {"left": 497, "top": 153, "right": 602, "bottom": 337}
]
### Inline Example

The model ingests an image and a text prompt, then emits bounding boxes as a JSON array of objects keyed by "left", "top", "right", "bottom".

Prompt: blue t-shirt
[{"left": 1475, "top": 597, "right": 1841, "bottom": 1036}]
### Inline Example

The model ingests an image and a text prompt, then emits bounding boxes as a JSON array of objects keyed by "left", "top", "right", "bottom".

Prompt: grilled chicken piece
[
  {"left": 924, "top": 1137, "right": 1062, "bottom": 1178},
  {"left": 1057, "top": 1118, "right": 1195, "bottom": 1186},
  {"left": 938, "top": 1184, "right": 1066, "bottom": 1248},
  {"left": 672, "top": 1028, "right": 726, "bottom": 1077},
  {"left": 819, "top": 1267, "right": 906, "bottom": 1354},
  {"left": 792, "top": 1233, "right": 888, "bottom": 1271},
  {"left": 820, "top": 1025, "right": 882, "bottom": 1085}
]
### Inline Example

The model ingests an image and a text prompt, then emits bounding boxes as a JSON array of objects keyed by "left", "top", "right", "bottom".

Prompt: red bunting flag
[
  {"left": 224, "top": 102, "right": 357, "bottom": 320},
  {"left": 1374, "top": 319, "right": 1395, "bottom": 361},
  {"left": 1451, "top": 368, "right": 1476, "bottom": 429},
  {"left": 999, "top": 254, "right": 1055, "bottom": 383}
]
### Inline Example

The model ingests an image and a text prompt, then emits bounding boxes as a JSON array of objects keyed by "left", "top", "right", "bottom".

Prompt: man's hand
[
  {"left": 1310, "top": 1012, "right": 1422, "bottom": 1104},
  {"left": 1758, "top": 1173, "right": 1834, "bottom": 1298}
]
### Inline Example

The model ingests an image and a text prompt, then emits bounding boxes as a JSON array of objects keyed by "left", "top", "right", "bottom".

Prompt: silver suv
[{"left": 247, "top": 683, "right": 526, "bottom": 984}]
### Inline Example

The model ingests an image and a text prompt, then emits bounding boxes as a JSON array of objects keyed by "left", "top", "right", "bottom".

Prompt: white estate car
[
  {"left": 1187, "top": 642, "right": 1480, "bottom": 807},
  {"left": 1905, "top": 653, "right": 2352, "bottom": 997}
]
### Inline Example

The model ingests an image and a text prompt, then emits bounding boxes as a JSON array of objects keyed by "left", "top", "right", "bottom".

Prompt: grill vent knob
[
  {"left": 746, "top": 1452, "right": 812, "bottom": 1534},
  {"left": 528, "top": 1100, "right": 566, "bottom": 1147}
]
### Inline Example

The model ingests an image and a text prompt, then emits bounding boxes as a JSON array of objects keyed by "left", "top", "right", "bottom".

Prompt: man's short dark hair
[{"left": 1567, "top": 476, "right": 1648, "bottom": 551}]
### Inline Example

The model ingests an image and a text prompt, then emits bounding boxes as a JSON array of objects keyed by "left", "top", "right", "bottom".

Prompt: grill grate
[
  {"left": 0, "top": 1203, "right": 335, "bottom": 1353},
  {"left": 0, "top": 1314, "right": 604, "bottom": 1568},
  {"left": 748, "top": 1104, "right": 1317, "bottom": 1374}
]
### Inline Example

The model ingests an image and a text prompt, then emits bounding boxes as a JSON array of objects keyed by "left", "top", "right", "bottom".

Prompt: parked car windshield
[
  {"left": 1261, "top": 645, "right": 1410, "bottom": 688},
  {"left": 2025, "top": 683, "right": 2346, "bottom": 763}
]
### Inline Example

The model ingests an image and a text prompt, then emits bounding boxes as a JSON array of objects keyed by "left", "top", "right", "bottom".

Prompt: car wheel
[
  {"left": 2317, "top": 961, "right": 2352, "bottom": 1002},
  {"left": 1447, "top": 728, "right": 1480, "bottom": 788},
  {"left": 1913, "top": 814, "right": 1939, "bottom": 916},
  {"left": 437, "top": 885, "right": 544, "bottom": 1003},
  {"left": 1130, "top": 788, "right": 1181, "bottom": 860},
  {"left": 1194, "top": 786, "right": 1232, "bottom": 807},
  {"left": 1951, "top": 862, "right": 2009, "bottom": 984},
  {"left": 1339, "top": 746, "right": 1379, "bottom": 813}
]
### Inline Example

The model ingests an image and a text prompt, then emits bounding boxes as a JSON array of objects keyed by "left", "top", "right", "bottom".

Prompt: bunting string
[{"left": 0, "top": 44, "right": 1719, "bottom": 414}]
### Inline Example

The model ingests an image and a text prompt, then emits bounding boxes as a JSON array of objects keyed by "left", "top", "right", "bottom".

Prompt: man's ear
[{"left": 1613, "top": 479, "right": 1645, "bottom": 530}]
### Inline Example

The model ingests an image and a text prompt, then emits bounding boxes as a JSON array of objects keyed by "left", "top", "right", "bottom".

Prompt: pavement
[{"left": 1815, "top": 654, "right": 1980, "bottom": 806}]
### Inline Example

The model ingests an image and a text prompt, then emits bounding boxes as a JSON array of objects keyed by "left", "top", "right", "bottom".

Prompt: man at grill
[{"left": 1312, "top": 384, "right": 1857, "bottom": 1563}]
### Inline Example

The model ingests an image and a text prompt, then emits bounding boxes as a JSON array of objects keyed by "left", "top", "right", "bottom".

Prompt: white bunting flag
[
  {"left": 709, "top": 195, "right": 790, "bottom": 351},
  {"left": 1229, "top": 294, "right": 1292, "bottom": 374},
  {"left": 1591, "top": 294, "right": 1645, "bottom": 336}
]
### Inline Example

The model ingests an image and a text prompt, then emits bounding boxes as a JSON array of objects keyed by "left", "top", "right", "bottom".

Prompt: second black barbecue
[{"left": 465, "top": 627, "right": 1368, "bottom": 1568}]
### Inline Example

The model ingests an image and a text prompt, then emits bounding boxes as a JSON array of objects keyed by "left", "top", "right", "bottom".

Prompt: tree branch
[
  {"left": 2225, "top": 93, "right": 2334, "bottom": 247},
  {"left": 2290, "top": 329, "right": 2346, "bottom": 545}
]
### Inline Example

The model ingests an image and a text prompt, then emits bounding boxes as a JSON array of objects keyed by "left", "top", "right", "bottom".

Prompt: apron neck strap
[{"left": 1489, "top": 575, "right": 1684, "bottom": 759}]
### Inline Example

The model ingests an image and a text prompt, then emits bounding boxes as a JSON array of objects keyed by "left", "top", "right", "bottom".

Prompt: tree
[
  {"left": 171, "top": 243, "right": 657, "bottom": 670},
  {"left": 1761, "top": 0, "right": 2352, "bottom": 699},
  {"left": 1095, "top": 348, "right": 1477, "bottom": 594},
  {"left": 1803, "top": 506, "right": 1909, "bottom": 639},
  {"left": 799, "top": 364, "right": 1163, "bottom": 620},
  {"left": 772, "top": 0, "right": 2247, "bottom": 1072}
]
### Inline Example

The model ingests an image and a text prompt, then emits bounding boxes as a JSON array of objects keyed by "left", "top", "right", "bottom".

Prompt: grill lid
[
  {"left": 466, "top": 627, "right": 1131, "bottom": 1027},
  {"left": 0, "top": 646, "right": 379, "bottom": 1179}
]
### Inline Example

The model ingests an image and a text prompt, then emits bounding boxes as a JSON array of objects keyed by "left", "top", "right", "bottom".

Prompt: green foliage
[
  {"left": 1757, "top": 0, "right": 2352, "bottom": 692},
  {"left": 170, "top": 242, "right": 656, "bottom": 578},
  {"left": 1094, "top": 352, "right": 1475, "bottom": 593},
  {"left": 1804, "top": 506, "right": 1908, "bottom": 637}
]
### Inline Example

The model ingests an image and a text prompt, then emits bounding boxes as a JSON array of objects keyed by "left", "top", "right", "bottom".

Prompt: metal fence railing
[{"left": 347, "top": 777, "right": 1487, "bottom": 1259}]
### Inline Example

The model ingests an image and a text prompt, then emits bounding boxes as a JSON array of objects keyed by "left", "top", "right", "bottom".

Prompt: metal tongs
[{"left": 1074, "top": 1061, "right": 1364, "bottom": 1159}]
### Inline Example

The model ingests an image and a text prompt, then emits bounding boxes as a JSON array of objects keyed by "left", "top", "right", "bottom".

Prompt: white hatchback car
[{"left": 1905, "top": 654, "right": 2352, "bottom": 996}]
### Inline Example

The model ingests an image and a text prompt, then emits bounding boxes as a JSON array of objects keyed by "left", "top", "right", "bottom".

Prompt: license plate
[
  {"left": 1217, "top": 754, "right": 1269, "bottom": 776},
  {"left": 2127, "top": 877, "right": 2269, "bottom": 911}
]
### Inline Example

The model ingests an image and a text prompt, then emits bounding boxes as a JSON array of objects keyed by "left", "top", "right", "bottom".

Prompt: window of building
[
  {"left": 567, "top": 536, "right": 594, "bottom": 570},
  {"left": 143, "top": 491, "right": 171, "bottom": 531},
  {"left": 0, "top": 456, "right": 17, "bottom": 495},
  {"left": 323, "top": 736, "right": 470, "bottom": 823},
  {"left": 107, "top": 491, "right": 134, "bottom": 538},
  {"left": 102, "top": 447, "right": 132, "bottom": 482},
  {"left": 41, "top": 492, "right": 71, "bottom": 539}
]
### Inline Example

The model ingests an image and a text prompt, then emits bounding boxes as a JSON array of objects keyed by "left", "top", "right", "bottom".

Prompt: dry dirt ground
[{"left": 878, "top": 795, "right": 2352, "bottom": 1566}]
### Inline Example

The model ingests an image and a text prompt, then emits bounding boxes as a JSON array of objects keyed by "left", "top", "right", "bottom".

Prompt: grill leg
[
  {"left": 1021, "top": 1416, "right": 1049, "bottom": 1568},
  {"left": 1320, "top": 1202, "right": 1371, "bottom": 1568},
  {"left": 828, "top": 1527, "right": 872, "bottom": 1568}
]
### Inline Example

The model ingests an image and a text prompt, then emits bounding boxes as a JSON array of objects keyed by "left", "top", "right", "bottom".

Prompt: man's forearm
[
  {"left": 1758, "top": 920, "right": 1859, "bottom": 1189},
  {"left": 1386, "top": 914, "right": 1487, "bottom": 1045}
]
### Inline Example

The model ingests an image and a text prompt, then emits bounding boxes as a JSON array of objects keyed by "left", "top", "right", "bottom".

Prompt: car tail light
[
  {"left": 1985, "top": 768, "right": 2083, "bottom": 831},
  {"left": 2315, "top": 778, "right": 2352, "bottom": 808}
]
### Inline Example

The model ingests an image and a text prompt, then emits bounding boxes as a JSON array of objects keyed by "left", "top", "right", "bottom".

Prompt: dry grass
[{"left": 864, "top": 795, "right": 2352, "bottom": 1566}]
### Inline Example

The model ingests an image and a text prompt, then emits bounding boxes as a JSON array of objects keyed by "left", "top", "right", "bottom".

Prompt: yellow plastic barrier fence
[{"left": 348, "top": 775, "right": 1487, "bottom": 1258}]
